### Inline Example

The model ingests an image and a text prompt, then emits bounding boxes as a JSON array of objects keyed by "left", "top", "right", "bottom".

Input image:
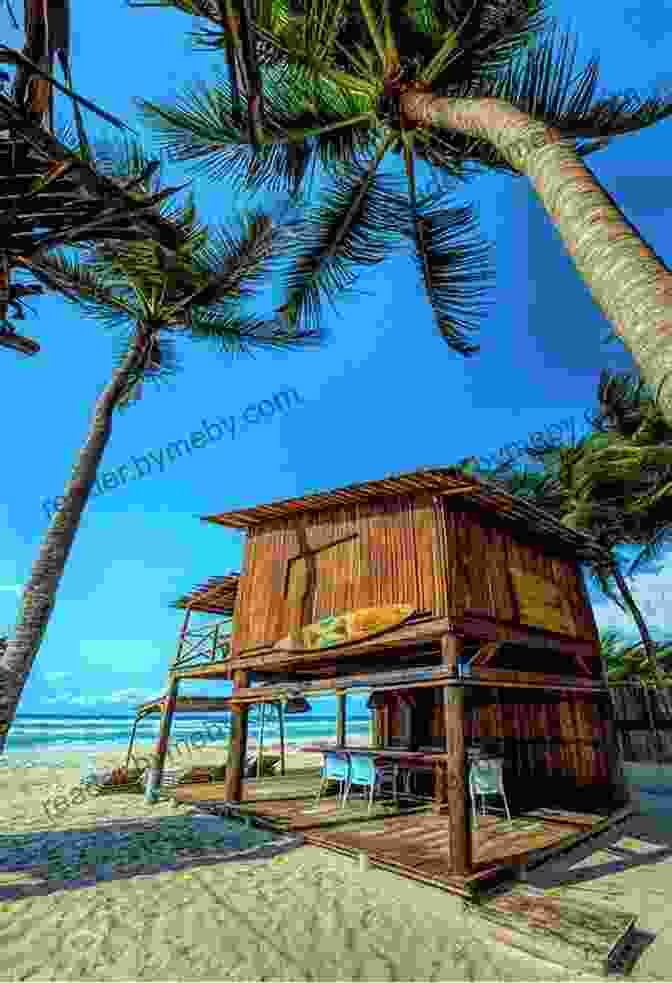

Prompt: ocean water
[{"left": 0, "top": 708, "right": 373, "bottom": 770}]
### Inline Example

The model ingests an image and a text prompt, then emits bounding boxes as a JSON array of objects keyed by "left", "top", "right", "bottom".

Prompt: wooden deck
[{"left": 174, "top": 768, "right": 632, "bottom": 899}]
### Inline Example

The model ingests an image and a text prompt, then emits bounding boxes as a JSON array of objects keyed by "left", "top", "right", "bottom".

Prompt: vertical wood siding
[{"left": 232, "top": 495, "right": 598, "bottom": 654}]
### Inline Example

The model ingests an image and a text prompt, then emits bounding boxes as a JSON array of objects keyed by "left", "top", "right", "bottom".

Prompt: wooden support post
[
  {"left": 277, "top": 701, "right": 286, "bottom": 776},
  {"left": 336, "top": 690, "right": 346, "bottom": 747},
  {"left": 258, "top": 702, "right": 265, "bottom": 778},
  {"left": 145, "top": 674, "right": 179, "bottom": 803},
  {"left": 173, "top": 607, "right": 192, "bottom": 668},
  {"left": 369, "top": 710, "right": 379, "bottom": 748},
  {"left": 382, "top": 704, "right": 390, "bottom": 746},
  {"left": 437, "top": 634, "right": 471, "bottom": 877},
  {"left": 125, "top": 713, "right": 142, "bottom": 771},
  {"left": 224, "top": 669, "right": 250, "bottom": 802}
]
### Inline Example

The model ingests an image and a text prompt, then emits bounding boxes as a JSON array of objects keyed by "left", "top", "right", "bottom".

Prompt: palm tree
[
  {"left": 0, "top": 135, "right": 319, "bottom": 753},
  {"left": 127, "top": 0, "right": 672, "bottom": 422},
  {"left": 459, "top": 375, "right": 672, "bottom": 680},
  {"left": 602, "top": 630, "right": 672, "bottom": 687},
  {"left": 0, "top": 0, "right": 193, "bottom": 358},
  {"left": 600, "top": 628, "right": 672, "bottom": 763}
]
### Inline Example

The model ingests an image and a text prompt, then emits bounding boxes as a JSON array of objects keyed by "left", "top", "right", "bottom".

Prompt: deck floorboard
[{"left": 173, "top": 768, "right": 629, "bottom": 899}]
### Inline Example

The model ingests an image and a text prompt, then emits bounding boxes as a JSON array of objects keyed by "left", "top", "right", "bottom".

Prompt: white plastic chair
[{"left": 468, "top": 756, "right": 511, "bottom": 827}]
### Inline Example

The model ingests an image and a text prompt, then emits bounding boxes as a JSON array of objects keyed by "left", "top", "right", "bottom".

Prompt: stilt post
[
  {"left": 223, "top": 669, "right": 250, "bottom": 802},
  {"left": 145, "top": 674, "right": 179, "bottom": 803},
  {"left": 336, "top": 689, "right": 346, "bottom": 747},
  {"left": 277, "top": 701, "right": 286, "bottom": 775},
  {"left": 172, "top": 607, "right": 192, "bottom": 669},
  {"left": 258, "top": 702, "right": 265, "bottom": 777},
  {"left": 437, "top": 633, "right": 471, "bottom": 876},
  {"left": 125, "top": 712, "right": 142, "bottom": 770}
]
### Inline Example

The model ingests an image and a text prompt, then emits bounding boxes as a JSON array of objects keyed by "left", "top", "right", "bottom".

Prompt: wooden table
[{"left": 300, "top": 744, "right": 451, "bottom": 799}]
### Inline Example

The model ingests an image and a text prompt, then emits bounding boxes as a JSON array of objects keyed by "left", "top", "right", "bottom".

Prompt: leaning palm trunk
[
  {"left": 400, "top": 95, "right": 672, "bottom": 425},
  {"left": 0, "top": 328, "right": 155, "bottom": 753},
  {"left": 609, "top": 563, "right": 665, "bottom": 763}
]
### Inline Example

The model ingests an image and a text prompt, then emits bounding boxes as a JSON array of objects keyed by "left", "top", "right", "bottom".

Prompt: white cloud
[
  {"left": 102, "top": 688, "right": 156, "bottom": 704},
  {"left": 42, "top": 671, "right": 72, "bottom": 683},
  {"left": 47, "top": 688, "right": 156, "bottom": 708}
]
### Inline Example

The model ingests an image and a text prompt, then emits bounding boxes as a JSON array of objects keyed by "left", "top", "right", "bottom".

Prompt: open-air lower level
[{"left": 173, "top": 763, "right": 633, "bottom": 900}]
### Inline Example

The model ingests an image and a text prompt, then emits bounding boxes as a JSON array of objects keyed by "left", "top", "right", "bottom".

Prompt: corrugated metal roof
[{"left": 200, "top": 466, "right": 610, "bottom": 563}]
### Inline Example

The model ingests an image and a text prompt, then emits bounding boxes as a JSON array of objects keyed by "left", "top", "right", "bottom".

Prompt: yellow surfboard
[{"left": 273, "top": 604, "right": 416, "bottom": 651}]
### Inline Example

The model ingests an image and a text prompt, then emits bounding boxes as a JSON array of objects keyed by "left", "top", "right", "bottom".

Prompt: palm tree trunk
[
  {"left": 610, "top": 564, "right": 661, "bottom": 673},
  {"left": 0, "top": 328, "right": 155, "bottom": 753},
  {"left": 610, "top": 563, "right": 665, "bottom": 762},
  {"left": 400, "top": 94, "right": 672, "bottom": 428}
]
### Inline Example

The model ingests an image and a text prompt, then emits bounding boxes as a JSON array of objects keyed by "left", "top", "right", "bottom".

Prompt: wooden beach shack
[{"left": 152, "top": 466, "right": 632, "bottom": 900}]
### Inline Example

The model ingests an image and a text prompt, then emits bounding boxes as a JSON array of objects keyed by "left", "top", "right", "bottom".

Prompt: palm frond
[
  {"left": 403, "top": 185, "right": 494, "bottom": 355},
  {"left": 22, "top": 249, "right": 138, "bottom": 331},
  {"left": 421, "top": 0, "right": 550, "bottom": 87},
  {"left": 135, "top": 62, "right": 377, "bottom": 195},
  {"left": 472, "top": 21, "right": 672, "bottom": 151},
  {"left": 279, "top": 141, "right": 411, "bottom": 335},
  {"left": 169, "top": 205, "right": 291, "bottom": 315},
  {"left": 112, "top": 329, "right": 181, "bottom": 409},
  {"left": 626, "top": 528, "right": 672, "bottom": 579},
  {"left": 187, "top": 305, "right": 321, "bottom": 353},
  {"left": 0, "top": 45, "right": 134, "bottom": 133}
]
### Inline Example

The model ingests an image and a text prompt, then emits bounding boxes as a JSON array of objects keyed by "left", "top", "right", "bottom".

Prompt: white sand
[{"left": 1, "top": 745, "right": 671, "bottom": 980}]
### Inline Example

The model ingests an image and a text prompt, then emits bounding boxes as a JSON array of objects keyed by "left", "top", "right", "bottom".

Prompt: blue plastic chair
[
  {"left": 342, "top": 754, "right": 395, "bottom": 814},
  {"left": 314, "top": 751, "right": 351, "bottom": 808}
]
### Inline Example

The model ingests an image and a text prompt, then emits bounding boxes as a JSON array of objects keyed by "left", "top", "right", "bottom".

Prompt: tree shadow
[
  {"left": 0, "top": 810, "right": 305, "bottom": 903},
  {"left": 524, "top": 810, "right": 672, "bottom": 892}
]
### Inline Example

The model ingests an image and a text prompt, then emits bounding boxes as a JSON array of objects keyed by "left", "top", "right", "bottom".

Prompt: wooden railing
[{"left": 171, "top": 620, "right": 231, "bottom": 671}]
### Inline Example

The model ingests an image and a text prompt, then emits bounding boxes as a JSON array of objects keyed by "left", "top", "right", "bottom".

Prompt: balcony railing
[{"left": 171, "top": 619, "right": 231, "bottom": 672}]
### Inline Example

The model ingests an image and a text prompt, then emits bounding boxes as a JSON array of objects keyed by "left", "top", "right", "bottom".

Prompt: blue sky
[{"left": 1, "top": 0, "right": 671, "bottom": 716}]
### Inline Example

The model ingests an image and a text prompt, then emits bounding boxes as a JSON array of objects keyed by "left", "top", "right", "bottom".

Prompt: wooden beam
[
  {"left": 438, "top": 635, "right": 471, "bottom": 877},
  {"left": 336, "top": 690, "right": 346, "bottom": 748},
  {"left": 223, "top": 669, "right": 250, "bottom": 802},
  {"left": 228, "top": 665, "right": 455, "bottom": 702},
  {"left": 455, "top": 613, "right": 600, "bottom": 659},
  {"left": 144, "top": 673, "right": 179, "bottom": 803},
  {"left": 462, "top": 667, "right": 600, "bottom": 690}
]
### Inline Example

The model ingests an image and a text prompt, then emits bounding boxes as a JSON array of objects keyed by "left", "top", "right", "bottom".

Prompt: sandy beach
[{"left": 2, "top": 746, "right": 672, "bottom": 981}]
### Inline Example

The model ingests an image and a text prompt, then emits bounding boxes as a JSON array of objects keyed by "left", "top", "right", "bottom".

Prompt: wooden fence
[{"left": 609, "top": 685, "right": 672, "bottom": 763}]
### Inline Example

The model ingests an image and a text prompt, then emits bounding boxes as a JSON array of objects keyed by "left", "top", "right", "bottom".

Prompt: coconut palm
[
  {"left": 459, "top": 378, "right": 672, "bottom": 680},
  {"left": 1, "top": 1, "right": 195, "bottom": 358},
  {"left": 602, "top": 630, "right": 672, "bottom": 687},
  {"left": 128, "top": 0, "right": 672, "bottom": 420},
  {"left": 600, "top": 628, "right": 672, "bottom": 761},
  {"left": 0, "top": 135, "right": 318, "bottom": 753}
]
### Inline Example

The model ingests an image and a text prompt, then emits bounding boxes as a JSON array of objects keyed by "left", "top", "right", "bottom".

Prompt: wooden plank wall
[
  {"left": 379, "top": 687, "right": 618, "bottom": 809},
  {"left": 473, "top": 689, "right": 616, "bottom": 809},
  {"left": 438, "top": 503, "right": 598, "bottom": 643},
  {"left": 233, "top": 495, "right": 437, "bottom": 654},
  {"left": 466, "top": 688, "right": 614, "bottom": 810},
  {"left": 230, "top": 494, "right": 600, "bottom": 656}
]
